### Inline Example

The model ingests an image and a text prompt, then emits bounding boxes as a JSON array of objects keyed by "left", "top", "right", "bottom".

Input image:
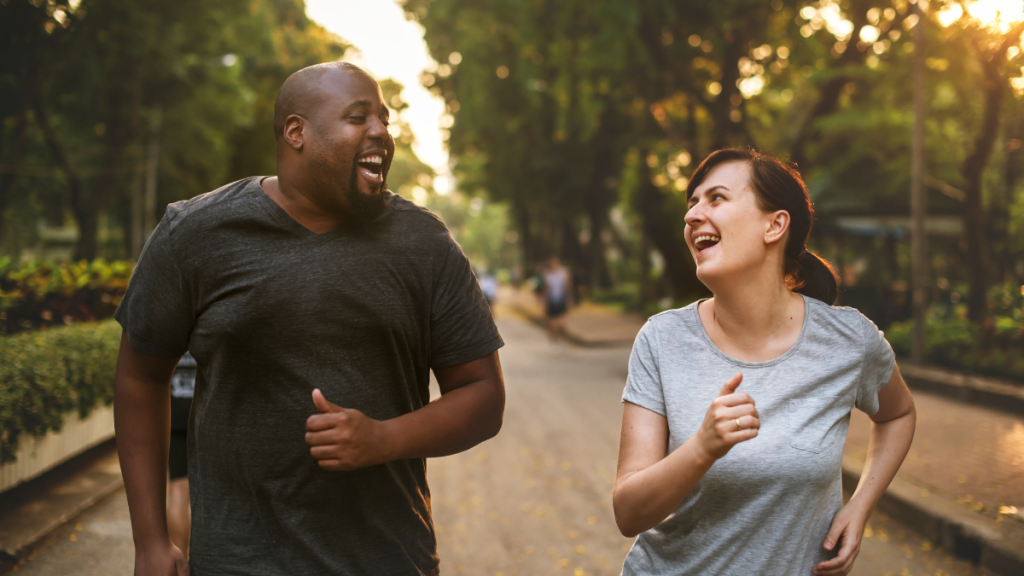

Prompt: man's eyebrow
[{"left": 341, "top": 100, "right": 373, "bottom": 113}]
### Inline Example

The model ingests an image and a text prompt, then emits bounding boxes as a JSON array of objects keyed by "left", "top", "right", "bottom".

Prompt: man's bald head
[{"left": 273, "top": 61, "right": 374, "bottom": 139}]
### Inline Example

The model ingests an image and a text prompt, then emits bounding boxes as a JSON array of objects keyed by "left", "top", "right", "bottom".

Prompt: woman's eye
[{"left": 351, "top": 116, "right": 366, "bottom": 122}]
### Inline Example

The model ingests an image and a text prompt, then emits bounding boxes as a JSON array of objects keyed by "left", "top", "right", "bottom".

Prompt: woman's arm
[
  {"left": 813, "top": 364, "right": 916, "bottom": 576},
  {"left": 613, "top": 373, "right": 759, "bottom": 537}
]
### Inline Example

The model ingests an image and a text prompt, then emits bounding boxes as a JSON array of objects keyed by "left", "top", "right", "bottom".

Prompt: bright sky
[{"left": 305, "top": 0, "right": 451, "bottom": 191}]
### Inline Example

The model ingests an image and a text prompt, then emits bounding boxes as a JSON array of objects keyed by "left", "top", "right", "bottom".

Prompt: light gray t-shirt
[{"left": 621, "top": 295, "right": 895, "bottom": 576}]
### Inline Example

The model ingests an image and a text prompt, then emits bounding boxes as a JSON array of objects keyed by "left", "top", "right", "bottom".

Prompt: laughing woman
[{"left": 613, "top": 149, "right": 916, "bottom": 576}]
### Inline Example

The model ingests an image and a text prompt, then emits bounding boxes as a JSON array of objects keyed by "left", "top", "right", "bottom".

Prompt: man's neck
[{"left": 261, "top": 176, "right": 346, "bottom": 234}]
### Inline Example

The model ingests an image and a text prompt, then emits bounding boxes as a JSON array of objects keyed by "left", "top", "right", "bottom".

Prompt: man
[{"left": 114, "top": 62, "right": 505, "bottom": 575}]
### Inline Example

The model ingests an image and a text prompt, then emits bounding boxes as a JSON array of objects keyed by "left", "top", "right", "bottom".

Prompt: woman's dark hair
[{"left": 685, "top": 148, "right": 839, "bottom": 305}]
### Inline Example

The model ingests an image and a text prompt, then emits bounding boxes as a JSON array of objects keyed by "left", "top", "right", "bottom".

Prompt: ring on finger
[{"left": 735, "top": 417, "right": 742, "bottom": 430}]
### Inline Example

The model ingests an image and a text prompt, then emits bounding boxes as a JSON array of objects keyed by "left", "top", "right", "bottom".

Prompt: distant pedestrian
[
  {"left": 543, "top": 256, "right": 573, "bottom": 352},
  {"left": 114, "top": 62, "right": 505, "bottom": 576},
  {"left": 613, "top": 149, "right": 916, "bottom": 576},
  {"left": 479, "top": 272, "right": 499, "bottom": 306}
]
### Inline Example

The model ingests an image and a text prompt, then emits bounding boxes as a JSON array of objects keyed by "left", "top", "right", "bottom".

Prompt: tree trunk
[
  {"left": 0, "top": 68, "right": 41, "bottom": 244},
  {"left": 75, "top": 62, "right": 145, "bottom": 261},
  {"left": 962, "top": 53, "right": 1006, "bottom": 320},
  {"left": 635, "top": 148, "right": 705, "bottom": 300},
  {"left": 33, "top": 96, "right": 87, "bottom": 235}
]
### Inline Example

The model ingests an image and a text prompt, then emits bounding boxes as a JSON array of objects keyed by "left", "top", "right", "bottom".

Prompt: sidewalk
[{"left": 507, "top": 288, "right": 1024, "bottom": 575}]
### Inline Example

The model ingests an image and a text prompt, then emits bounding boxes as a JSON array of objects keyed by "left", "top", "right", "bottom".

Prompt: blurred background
[
  {"left": 2, "top": 0, "right": 1023, "bottom": 376},
  {"left": 2, "top": 2, "right": 1024, "bottom": 574}
]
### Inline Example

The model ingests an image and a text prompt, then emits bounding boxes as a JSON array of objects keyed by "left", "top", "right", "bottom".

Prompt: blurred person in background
[
  {"left": 478, "top": 268, "right": 498, "bottom": 308},
  {"left": 613, "top": 149, "right": 916, "bottom": 576},
  {"left": 166, "top": 353, "right": 196, "bottom": 558},
  {"left": 543, "top": 256, "right": 573, "bottom": 353},
  {"left": 114, "top": 62, "right": 505, "bottom": 576}
]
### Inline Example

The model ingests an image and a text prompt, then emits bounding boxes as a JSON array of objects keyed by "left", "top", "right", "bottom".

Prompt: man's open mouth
[
  {"left": 356, "top": 152, "right": 386, "bottom": 183},
  {"left": 693, "top": 234, "right": 721, "bottom": 252}
]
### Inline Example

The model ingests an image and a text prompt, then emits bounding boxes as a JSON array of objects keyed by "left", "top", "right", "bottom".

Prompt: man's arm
[
  {"left": 114, "top": 331, "right": 190, "bottom": 575},
  {"left": 305, "top": 351, "right": 504, "bottom": 470}
]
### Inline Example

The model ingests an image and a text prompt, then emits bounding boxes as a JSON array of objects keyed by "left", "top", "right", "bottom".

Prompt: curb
[
  {"left": 0, "top": 441, "right": 124, "bottom": 565},
  {"left": 0, "top": 476, "right": 123, "bottom": 562},
  {"left": 841, "top": 456, "right": 1024, "bottom": 576},
  {"left": 899, "top": 365, "right": 1024, "bottom": 418}
]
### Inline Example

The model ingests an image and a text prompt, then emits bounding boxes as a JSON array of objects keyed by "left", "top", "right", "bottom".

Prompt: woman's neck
[{"left": 700, "top": 270, "right": 804, "bottom": 362}]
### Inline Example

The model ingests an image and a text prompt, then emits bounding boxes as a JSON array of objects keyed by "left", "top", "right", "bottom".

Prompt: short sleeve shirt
[
  {"left": 620, "top": 295, "right": 895, "bottom": 576},
  {"left": 115, "top": 177, "right": 504, "bottom": 575}
]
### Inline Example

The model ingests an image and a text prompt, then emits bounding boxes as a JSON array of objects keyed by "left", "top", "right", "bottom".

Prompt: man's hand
[
  {"left": 305, "top": 389, "right": 393, "bottom": 471},
  {"left": 695, "top": 372, "right": 760, "bottom": 461},
  {"left": 135, "top": 541, "right": 189, "bottom": 575},
  {"left": 813, "top": 502, "right": 868, "bottom": 575}
]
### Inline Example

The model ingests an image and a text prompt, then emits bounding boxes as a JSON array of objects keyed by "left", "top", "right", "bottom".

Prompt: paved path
[{"left": 11, "top": 312, "right": 1003, "bottom": 575}]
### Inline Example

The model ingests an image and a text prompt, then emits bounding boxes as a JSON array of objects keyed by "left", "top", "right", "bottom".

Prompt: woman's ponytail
[{"left": 793, "top": 250, "right": 839, "bottom": 305}]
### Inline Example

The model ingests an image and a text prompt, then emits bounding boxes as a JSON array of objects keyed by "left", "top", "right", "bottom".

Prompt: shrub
[
  {"left": 0, "top": 258, "right": 133, "bottom": 336},
  {"left": 0, "top": 319, "right": 121, "bottom": 464},
  {"left": 887, "top": 289, "right": 1024, "bottom": 381}
]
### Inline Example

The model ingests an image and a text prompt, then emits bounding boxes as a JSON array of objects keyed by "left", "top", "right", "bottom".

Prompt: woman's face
[{"left": 684, "top": 161, "right": 784, "bottom": 288}]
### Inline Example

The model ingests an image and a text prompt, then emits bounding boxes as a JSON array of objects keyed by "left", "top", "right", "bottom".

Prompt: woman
[{"left": 613, "top": 149, "right": 915, "bottom": 576}]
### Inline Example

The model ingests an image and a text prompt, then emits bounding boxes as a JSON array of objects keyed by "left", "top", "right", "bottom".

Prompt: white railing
[{"left": 0, "top": 405, "right": 116, "bottom": 493}]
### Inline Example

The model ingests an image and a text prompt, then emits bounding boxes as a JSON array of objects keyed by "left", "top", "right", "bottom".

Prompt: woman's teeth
[{"left": 694, "top": 234, "right": 720, "bottom": 251}]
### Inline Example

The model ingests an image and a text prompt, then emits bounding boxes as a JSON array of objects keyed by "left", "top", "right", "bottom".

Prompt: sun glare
[{"left": 939, "top": 0, "right": 1024, "bottom": 31}]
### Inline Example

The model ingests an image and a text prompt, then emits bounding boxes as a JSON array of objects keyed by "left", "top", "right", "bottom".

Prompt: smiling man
[{"left": 113, "top": 62, "right": 505, "bottom": 576}]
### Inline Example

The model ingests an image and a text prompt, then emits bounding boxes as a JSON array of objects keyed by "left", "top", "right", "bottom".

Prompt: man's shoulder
[
  {"left": 163, "top": 176, "right": 262, "bottom": 232},
  {"left": 385, "top": 191, "right": 453, "bottom": 240}
]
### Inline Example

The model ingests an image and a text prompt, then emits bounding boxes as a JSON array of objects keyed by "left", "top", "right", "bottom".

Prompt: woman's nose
[{"left": 684, "top": 205, "right": 704, "bottom": 226}]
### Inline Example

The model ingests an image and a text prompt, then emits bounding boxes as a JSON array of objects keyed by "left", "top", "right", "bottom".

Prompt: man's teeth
[{"left": 359, "top": 155, "right": 383, "bottom": 164}]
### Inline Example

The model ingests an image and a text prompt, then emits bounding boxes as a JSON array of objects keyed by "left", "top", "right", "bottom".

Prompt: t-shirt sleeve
[
  {"left": 429, "top": 236, "right": 504, "bottom": 367},
  {"left": 622, "top": 320, "right": 666, "bottom": 416},
  {"left": 854, "top": 313, "right": 896, "bottom": 415},
  {"left": 113, "top": 211, "right": 194, "bottom": 359}
]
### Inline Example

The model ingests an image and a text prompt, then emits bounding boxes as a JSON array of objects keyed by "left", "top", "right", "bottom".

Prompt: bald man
[{"left": 114, "top": 62, "right": 505, "bottom": 576}]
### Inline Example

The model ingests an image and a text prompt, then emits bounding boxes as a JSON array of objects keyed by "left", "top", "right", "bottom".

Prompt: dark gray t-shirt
[
  {"left": 621, "top": 296, "right": 895, "bottom": 576},
  {"left": 115, "top": 177, "right": 503, "bottom": 575}
]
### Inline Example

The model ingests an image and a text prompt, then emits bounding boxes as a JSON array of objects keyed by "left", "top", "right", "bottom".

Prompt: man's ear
[
  {"left": 283, "top": 114, "right": 307, "bottom": 151},
  {"left": 764, "top": 210, "right": 790, "bottom": 246}
]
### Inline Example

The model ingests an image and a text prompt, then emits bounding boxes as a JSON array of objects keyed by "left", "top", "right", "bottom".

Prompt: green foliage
[
  {"left": 888, "top": 284, "right": 1024, "bottom": 380},
  {"left": 424, "top": 193, "right": 519, "bottom": 273},
  {"left": 0, "top": 320, "right": 121, "bottom": 464},
  {"left": 0, "top": 0, "right": 350, "bottom": 260},
  {"left": 0, "top": 258, "right": 132, "bottom": 335}
]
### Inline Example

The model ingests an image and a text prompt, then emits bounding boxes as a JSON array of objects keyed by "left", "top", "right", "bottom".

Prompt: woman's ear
[{"left": 764, "top": 210, "right": 790, "bottom": 246}]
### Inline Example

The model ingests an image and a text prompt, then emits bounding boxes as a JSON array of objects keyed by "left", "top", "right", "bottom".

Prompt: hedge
[
  {"left": 0, "top": 258, "right": 133, "bottom": 336},
  {"left": 887, "top": 292, "right": 1024, "bottom": 382},
  {"left": 0, "top": 319, "right": 121, "bottom": 464}
]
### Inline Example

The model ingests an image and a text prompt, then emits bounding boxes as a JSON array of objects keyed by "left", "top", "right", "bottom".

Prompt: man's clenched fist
[{"left": 305, "top": 389, "right": 394, "bottom": 471}]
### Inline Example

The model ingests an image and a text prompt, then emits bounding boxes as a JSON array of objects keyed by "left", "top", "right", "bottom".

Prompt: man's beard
[
  {"left": 308, "top": 138, "right": 388, "bottom": 224},
  {"left": 345, "top": 161, "right": 388, "bottom": 225}
]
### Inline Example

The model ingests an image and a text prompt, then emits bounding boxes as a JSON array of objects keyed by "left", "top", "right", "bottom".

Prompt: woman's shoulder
[
  {"left": 641, "top": 302, "right": 704, "bottom": 340},
  {"left": 804, "top": 296, "right": 882, "bottom": 340}
]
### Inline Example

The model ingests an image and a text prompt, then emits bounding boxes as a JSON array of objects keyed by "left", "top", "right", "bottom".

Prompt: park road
[{"left": 11, "top": 311, "right": 992, "bottom": 575}]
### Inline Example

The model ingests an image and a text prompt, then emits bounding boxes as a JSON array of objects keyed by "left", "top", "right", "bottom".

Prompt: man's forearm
[
  {"left": 383, "top": 378, "right": 503, "bottom": 460},
  {"left": 115, "top": 373, "right": 173, "bottom": 547}
]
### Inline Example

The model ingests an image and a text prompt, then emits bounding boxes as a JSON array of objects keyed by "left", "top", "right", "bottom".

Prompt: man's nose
[{"left": 367, "top": 116, "right": 389, "bottom": 140}]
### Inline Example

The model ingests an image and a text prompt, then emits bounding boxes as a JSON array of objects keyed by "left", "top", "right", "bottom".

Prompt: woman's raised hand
[{"left": 696, "top": 372, "right": 760, "bottom": 461}]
